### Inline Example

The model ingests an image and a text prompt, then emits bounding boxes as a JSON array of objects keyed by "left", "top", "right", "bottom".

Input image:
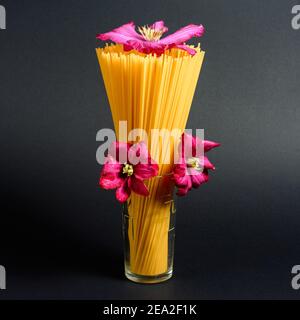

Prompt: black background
[{"left": 0, "top": 0, "right": 300, "bottom": 299}]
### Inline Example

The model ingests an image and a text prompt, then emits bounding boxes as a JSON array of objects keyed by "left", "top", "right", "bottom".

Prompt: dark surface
[{"left": 0, "top": 0, "right": 300, "bottom": 299}]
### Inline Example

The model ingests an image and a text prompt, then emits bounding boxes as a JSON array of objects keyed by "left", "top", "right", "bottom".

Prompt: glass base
[{"left": 125, "top": 269, "right": 173, "bottom": 284}]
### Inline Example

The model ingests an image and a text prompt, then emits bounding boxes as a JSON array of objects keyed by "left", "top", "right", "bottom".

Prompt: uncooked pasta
[{"left": 96, "top": 44, "right": 205, "bottom": 276}]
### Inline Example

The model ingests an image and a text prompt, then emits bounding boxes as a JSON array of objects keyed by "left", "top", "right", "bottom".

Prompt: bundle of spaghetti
[{"left": 96, "top": 44, "right": 205, "bottom": 275}]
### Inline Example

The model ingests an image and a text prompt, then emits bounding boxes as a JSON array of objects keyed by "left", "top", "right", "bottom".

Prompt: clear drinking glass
[{"left": 122, "top": 175, "right": 176, "bottom": 284}]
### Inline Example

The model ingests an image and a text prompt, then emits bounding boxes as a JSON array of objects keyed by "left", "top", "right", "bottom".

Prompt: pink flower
[
  {"left": 96, "top": 20, "right": 205, "bottom": 56},
  {"left": 173, "top": 133, "right": 220, "bottom": 196},
  {"left": 99, "top": 141, "right": 159, "bottom": 202}
]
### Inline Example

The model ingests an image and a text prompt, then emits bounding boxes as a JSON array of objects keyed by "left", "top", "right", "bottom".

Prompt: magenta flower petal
[
  {"left": 99, "top": 156, "right": 123, "bottom": 189},
  {"left": 174, "top": 173, "right": 190, "bottom": 187},
  {"left": 128, "top": 176, "right": 149, "bottom": 196},
  {"left": 128, "top": 141, "right": 149, "bottom": 164},
  {"left": 128, "top": 141, "right": 159, "bottom": 179},
  {"left": 101, "top": 156, "right": 122, "bottom": 173},
  {"left": 173, "top": 162, "right": 187, "bottom": 177},
  {"left": 175, "top": 44, "right": 197, "bottom": 56},
  {"left": 201, "top": 156, "right": 215, "bottom": 170},
  {"left": 176, "top": 185, "right": 189, "bottom": 196},
  {"left": 203, "top": 140, "right": 221, "bottom": 152},
  {"left": 134, "top": 163, "right": 159, "bottom": 180},
  {"left": 173, "top": 163, "right": 189, "bottom": 187},
  {"left": 96, "top": 21, "right": 143, "bottom": 43},
  {"left": 160, "top": 24, "right": 204, "bottom": 45},
  {"left": 176, "top": 176, "right": 192, "bottom": 196},
  {"left": 99, "top": 173, "right": 123, "bottom": 189},
  {"left": 194, "top": 136, "right": 220, "bottom": 154},
  {"left": 150, "top": 20, "right": 168, "bottom": 33},
  {"left": 124, "top": 40, "right": 165, "bottom": 55},
  {"left": 124, "top": 39, "right": 143, "bottom": 52},
  {"left": 116, "top": 179, "right": 131, "bottom": 202},
  {"left": 191, "top": 170, "right": 209, "bottom": 188}
]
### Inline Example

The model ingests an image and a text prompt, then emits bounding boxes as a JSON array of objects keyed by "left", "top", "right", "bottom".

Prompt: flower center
[
  {"left": 122, "top": 163, "right": 134, "bottom": 176},
  {"left": 187, "top": 157, "right": 202, "bottom": 171},
  {"left": 138, "top": 25, "right": 163, "bottom": 41}
]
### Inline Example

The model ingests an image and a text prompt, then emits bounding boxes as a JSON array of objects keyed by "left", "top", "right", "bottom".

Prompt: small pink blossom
[
  {"left": 173, "top": 133, "right": 220, "bottom": 196},
  {"left": 97, "top": 20, "right": 205, "bottom": 56},
  {"left": 99, "top": 141, "right": 159, "bottom": 202}
]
